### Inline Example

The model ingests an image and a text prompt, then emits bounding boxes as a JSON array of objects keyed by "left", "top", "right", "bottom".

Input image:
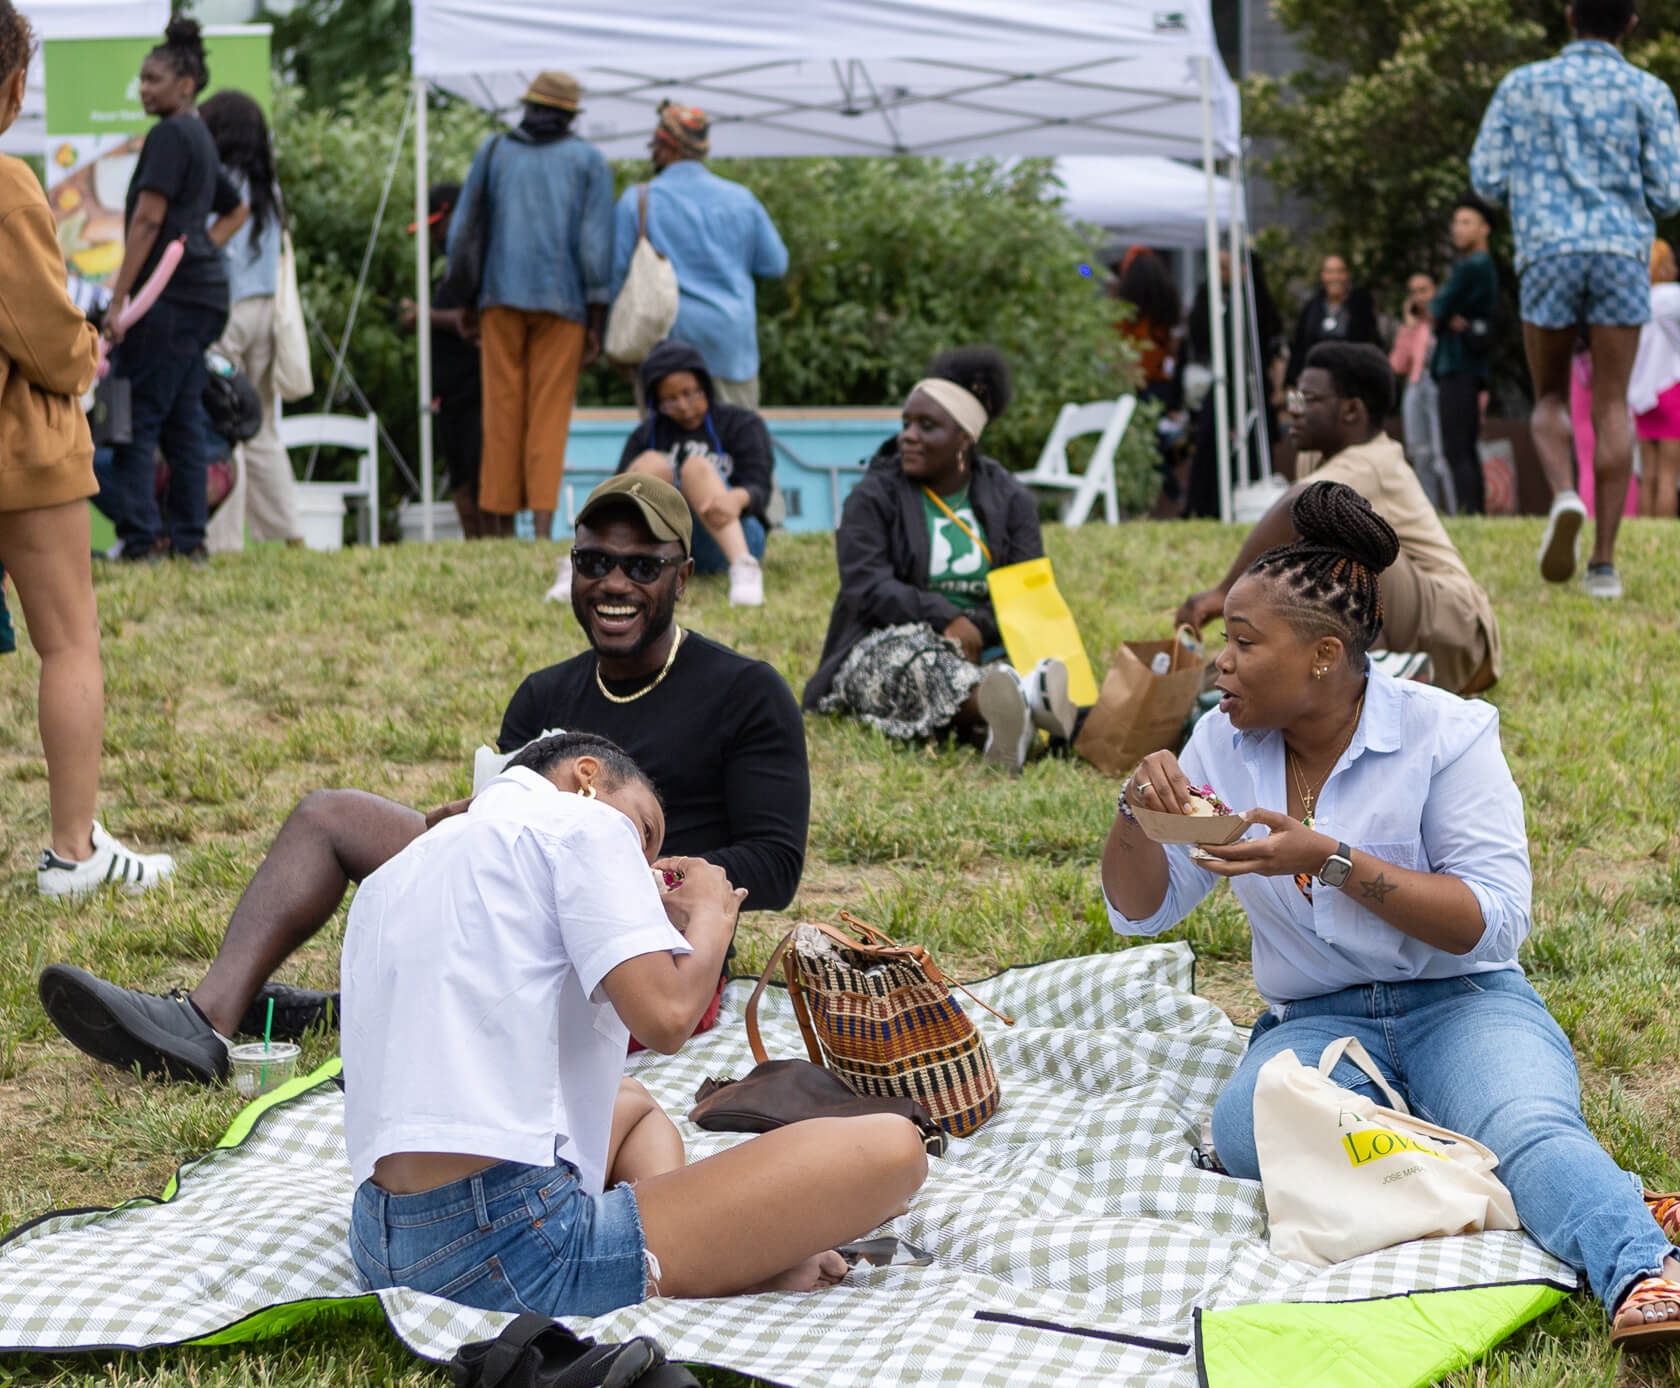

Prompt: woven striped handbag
[{"left": 745, "top": 912, "right": 1013, "bottom": 1137}]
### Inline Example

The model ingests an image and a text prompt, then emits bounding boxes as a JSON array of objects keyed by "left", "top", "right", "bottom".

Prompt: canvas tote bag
[
  {"left": 1072, "top": 625, "right": 1204, "bottom": 775},
  {"left": 1254, "top": 1036, "right": 1520, "bottom": 1266},
  {"left": 272, "top": 230, "right": 314, "bottom": 403},
  {"left": 605, "top": 184, "right": 679, "bottom": 366},
  {"left": 986, "top": 557, "right": 1099, "bottom": 706}
]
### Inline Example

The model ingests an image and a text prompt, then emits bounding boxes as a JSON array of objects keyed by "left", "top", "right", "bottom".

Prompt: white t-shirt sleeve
[{"left": 548, "top": 808, "right": 691, "bottom": 1000}]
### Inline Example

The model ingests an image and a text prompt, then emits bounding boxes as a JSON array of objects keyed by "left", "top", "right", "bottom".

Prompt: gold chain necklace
[
  {"left": 594, "top": 626, "right": 683, "bottom": 704},
  {"left": 1286, "top": 693, "right": 1364, "bottom": 828}
]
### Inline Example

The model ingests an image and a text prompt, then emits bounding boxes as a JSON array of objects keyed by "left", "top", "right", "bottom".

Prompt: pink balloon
[{"left": 94, "top": 235, "right": 187, "bottom": 379}]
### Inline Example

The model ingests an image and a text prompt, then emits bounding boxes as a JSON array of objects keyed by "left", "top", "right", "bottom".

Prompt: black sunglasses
[{"left": 570, "top": 547, "right": 686, "bottom": 585}]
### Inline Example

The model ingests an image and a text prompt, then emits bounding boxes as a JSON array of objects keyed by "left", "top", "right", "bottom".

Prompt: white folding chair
[
  {"left": 279, "top": 412, "right": 380, "bottom": 549},
  {"left": 1018, "top": 395, "right": 1138, "bottom": 525}
]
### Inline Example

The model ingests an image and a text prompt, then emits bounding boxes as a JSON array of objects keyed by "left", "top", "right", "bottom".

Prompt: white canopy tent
[
  {"left": 409, "top": 0, "right": 1255, "bottom": 533},
  {"left": 1055, "top": 155, "right": 1240, "bottom": 248},
  {"left": 2, "top": 0, "right": 169, "bottom": 156}
]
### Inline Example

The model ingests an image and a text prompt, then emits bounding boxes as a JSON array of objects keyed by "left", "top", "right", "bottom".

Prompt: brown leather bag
[{"left": 688, "top": 1059, "right": 948, "bottom": 1157}]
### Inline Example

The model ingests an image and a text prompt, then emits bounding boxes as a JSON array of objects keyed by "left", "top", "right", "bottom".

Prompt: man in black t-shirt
[{"left": 38, "top": 476, "right": 811, "bottom": 1085}]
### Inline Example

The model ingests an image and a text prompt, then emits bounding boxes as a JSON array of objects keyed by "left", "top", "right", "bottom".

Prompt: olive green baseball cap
[{"left": 574, "top": 474, "right": 693, "bottom": 556}]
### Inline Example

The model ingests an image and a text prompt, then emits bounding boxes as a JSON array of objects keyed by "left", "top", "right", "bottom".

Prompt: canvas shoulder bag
[
  {"left": 1253, "top": 1036, "right": 1520, "bottom": 1266},
  {"left": 746, "top": 912, "right": 1013, "bottom": 1138},
  {"left": 272, "top": 226, "right": 313, "bottom": 403},
  {"left": 604, "top": 183, "right": 679, "bottom": 366}
]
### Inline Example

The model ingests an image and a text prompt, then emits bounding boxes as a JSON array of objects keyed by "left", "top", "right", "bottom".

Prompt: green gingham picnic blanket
[{"left": 0, "top": 944, "right": 1575, "bottom": 1386}]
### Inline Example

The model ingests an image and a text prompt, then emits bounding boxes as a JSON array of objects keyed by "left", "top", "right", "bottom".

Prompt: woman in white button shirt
[{"left": 1101, "top": 481, "right": 1679, "bottom": 1351}]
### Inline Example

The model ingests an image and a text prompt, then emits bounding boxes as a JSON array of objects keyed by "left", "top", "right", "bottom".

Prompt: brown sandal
[
  {"left": 1611, "top": 1276, "right": 1680, "bottom": 1351},
  {"left": 1646, "top": 1190, "right": 1680, "bottom": 1244}
]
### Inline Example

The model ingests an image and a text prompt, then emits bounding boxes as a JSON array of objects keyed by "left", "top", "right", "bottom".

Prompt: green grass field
[{"left": 1, "top": 515, "right": 1677, "bottom": 1387}]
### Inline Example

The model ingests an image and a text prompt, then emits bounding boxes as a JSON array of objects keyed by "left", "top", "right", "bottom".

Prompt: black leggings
[{"left": 1436, "top": 372, "right": 1484, "bottom": 515}]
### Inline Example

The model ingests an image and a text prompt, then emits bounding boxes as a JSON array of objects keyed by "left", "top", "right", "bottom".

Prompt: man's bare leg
[
  {"left": 1586, "top": 323, "right": 1642, "bottom": 567},
  {"left": 190, "top": 790, "right": 425, "bottom": 1035},
  {"left": 1523, "top": 322, "right": 1578, "bottom": 498}
]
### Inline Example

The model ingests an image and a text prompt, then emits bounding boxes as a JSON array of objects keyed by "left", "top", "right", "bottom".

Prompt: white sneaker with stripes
[{"left": 37, "top": 822, "right": 175, "bottom": 898}]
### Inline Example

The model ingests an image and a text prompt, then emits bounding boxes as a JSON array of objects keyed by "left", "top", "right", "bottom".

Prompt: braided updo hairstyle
[
  {"left": 1247, "top": 481, "right": 1400, "bottom": 666},
  {"left": 0, "top": 1, "right": 36, "bottom": 84},
  {"left": 925, "top": 345, "right": 1014, "bottom": 422},
  {"left": 150, "top": 16, "right": 209, "bottom": 94}
]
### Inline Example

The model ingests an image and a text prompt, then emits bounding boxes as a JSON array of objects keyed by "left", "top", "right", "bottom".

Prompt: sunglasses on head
[{"left": 570, "top": 547, "right": 685, "bottom": 585}]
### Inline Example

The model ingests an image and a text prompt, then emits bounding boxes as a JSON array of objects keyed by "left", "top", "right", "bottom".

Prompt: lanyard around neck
[{"left": 922, "top": 486, "right": 993, "bottom": 565}]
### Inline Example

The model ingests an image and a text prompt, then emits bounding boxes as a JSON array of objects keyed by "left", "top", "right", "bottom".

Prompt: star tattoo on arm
[{"left": 1360, "top": 872, "right": 1397, "bottom": 904}]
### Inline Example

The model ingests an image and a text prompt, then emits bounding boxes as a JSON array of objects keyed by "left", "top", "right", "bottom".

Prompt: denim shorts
[
  {"left": 1520, "top": 252, "right": 1650, "bottom": 329},
  {"left": 349, "top": 1159, "right": 650, "bottom": 1318}
]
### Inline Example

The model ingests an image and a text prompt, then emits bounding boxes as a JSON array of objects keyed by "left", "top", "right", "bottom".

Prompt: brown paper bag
[{"left": 1073, "top": 627, "right": 1204, "bottom": 776}]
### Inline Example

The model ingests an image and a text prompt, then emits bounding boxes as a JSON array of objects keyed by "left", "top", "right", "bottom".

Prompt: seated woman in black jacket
[
  {"left": 802, "top": 347, "right": 1074, "bottom": 773},
  {"left": 618, "top": 338, "right": 772, "bottom": 607}
]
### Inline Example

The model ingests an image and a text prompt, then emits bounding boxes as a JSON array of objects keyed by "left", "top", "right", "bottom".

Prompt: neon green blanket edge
[{"left": 1198, "top": 1281, "right": 1570, "bottom": 1388}]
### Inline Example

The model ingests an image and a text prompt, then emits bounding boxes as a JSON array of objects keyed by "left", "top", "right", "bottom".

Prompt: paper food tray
[{"left": 1132, "top": 803, "right": 1248, "bottom": 845}]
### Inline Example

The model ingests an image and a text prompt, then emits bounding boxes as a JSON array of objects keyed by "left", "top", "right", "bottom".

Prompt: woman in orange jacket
[{"left": 0, "top": 2, "right": 174, "bottom": 895}]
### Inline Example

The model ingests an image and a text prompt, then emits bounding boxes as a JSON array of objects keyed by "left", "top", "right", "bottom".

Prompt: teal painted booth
[{"left": 552, "top": 407, "right": 899, "bottom": 538}]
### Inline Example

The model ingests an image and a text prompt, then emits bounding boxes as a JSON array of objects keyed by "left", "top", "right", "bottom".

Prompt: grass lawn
[{"left": 1, "top": 513, "right": 1677, "bottom": 1387}]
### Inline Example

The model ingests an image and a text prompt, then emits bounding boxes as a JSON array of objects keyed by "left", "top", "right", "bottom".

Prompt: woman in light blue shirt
[
  {"left": 1102, "top": 481, "right": 1679, "bottom": 1351},
  {"left": 201, "top": 88, "right": 299, "bottom": 551}
]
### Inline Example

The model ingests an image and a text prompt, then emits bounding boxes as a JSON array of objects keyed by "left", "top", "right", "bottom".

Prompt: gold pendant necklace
[
  {"left": 594, "top": 626, "right": 683, "bottom": 705},
  {"left": 1285, "top": 693, "right": 1364, "bottom": 829}
]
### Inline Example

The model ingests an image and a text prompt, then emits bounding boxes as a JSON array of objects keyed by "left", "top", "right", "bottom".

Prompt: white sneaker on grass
[
  {"left": 1538, "top": 490, "right": 1586, "bottom": 583},
  {"left": 978, "top": 665, "right": 1034, "bottom": 773},
  {"left": 38, "top": 822, "right": 174, "bottom": 898},
  {"left": 1021, "top": 657, "right": 1077, "bottom": 741},
  {"left": 728, "top": 555, "right": 764, "bottom": 607},
  {"left": 1583, "top": 563, "right": 1623, "bottom": 600},
  {"left": 543, "top": 554, "right": 573, "bottom": 603}
]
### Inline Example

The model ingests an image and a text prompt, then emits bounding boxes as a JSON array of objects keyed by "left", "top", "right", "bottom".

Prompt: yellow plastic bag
[{"left": 985, "top": 558, "right": 1098, "bottom": 706}]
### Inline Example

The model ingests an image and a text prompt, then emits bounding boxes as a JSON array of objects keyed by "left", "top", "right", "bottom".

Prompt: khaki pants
[
  {"left": 478, "top": 307, "right": 584, "bottom": 515},
  {"left": 206, "top": 295, "right": 300, "bottom": 551},
  {"left": 1378, "top": 548, "right": 1499, "bottom": 695}
]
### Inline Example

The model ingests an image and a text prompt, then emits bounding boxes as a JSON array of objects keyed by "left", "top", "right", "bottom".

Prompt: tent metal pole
[
  {"left": 1227, "top": 148, "right": 1247, "bottom": 506},
  {"left": 1199, "top": 57, "right": 1232, "bottom": 524},
  {"left": 414, "top": 76, "right": 434, "bottom": 542}
]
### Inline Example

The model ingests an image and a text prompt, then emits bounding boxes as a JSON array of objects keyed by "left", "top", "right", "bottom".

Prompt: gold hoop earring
[{"left": 576, "top": 784, "right": 597, "bottom": 800}]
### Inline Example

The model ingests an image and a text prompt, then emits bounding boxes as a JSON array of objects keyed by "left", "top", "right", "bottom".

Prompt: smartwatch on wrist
[{"left": 1317, "top": 841, "right": 1354, "bottom": 889}]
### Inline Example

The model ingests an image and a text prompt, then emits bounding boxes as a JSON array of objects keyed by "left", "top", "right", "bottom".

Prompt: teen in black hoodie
[{"left": 617, "top": 339, "right": 771, "bottom": 604}]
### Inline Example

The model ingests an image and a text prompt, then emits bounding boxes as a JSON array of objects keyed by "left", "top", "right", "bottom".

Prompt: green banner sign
[{"left": 42, "top": 30, "right": 271, "bottom": 137}]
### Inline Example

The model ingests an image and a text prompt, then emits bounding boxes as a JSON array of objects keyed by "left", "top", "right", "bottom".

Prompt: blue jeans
[
  {"left": 103, "top": 299, "right": 226, "bottom": 555},
  {"left": 1208, "top": 972, "right": 1677, "bottom": 1314},
  {"left": 689, "top": 511, "right": 766, "bottom": 576},
  {"left": 349, "top": 1159, "right": 649, "bottom": 1318}
]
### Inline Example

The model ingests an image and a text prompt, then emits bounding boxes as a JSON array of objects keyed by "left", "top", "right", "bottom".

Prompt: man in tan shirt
[{"left": 1176, "top": 341, "right": 1500, "bottom": 694}]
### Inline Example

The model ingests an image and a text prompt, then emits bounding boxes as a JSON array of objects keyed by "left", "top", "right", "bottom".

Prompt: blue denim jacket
[
  {"left": 452, "top": 134, "right": 614, "bottom": 321},
  {"left": 1471, "top": 41, "right": 1680, "bottom": 274},
  {"left": 611, "top": 162, "right": 787, "bottom": 381}
]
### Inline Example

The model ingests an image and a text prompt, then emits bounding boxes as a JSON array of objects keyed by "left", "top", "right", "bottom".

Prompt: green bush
[{"left": 275, "top": 83, "right": 1155, "bottom": 514}]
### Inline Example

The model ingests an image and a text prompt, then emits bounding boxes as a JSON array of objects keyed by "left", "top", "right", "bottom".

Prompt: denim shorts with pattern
[
  {"left": 1519, "top": 252, "right": 1651, "bottom": 329},
  {"left": 349, "top": 1158, "right": 649, "bottom": 1318}
]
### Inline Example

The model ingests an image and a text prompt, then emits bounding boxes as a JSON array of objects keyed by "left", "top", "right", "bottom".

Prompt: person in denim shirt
[
  {"left": 1108, "top": 480, "right": 1680, "bottom": 1352},
  {"left": 452, "top": 71, "right": 613, "bottom": 540},
  {"left": 1470, "top": 0, "right": 1680, "bottom": 599},
  {"left": 611, "top": 100, "right": 787, "bottom": 409}
]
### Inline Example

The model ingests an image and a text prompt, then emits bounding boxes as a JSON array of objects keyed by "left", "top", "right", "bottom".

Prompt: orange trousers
[{"left": 477, "top": 307, "right": 584, "bottom": 515}]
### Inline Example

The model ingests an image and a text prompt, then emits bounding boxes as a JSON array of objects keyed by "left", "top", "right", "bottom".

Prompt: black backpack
[
  {"left": 448, "top": 1313, "right": 699, "bottom": 1388},
  {"left": 202, "top": 349, "right": 263, "bottom": 444}
]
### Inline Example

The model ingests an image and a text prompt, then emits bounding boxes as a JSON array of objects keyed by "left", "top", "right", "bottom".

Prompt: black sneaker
[
  {"left": 38, "top": 964, "right": 229, "bottom": 1082},
  {"left": 237, "top": 983, "right": 339, "bottom": 1041}
]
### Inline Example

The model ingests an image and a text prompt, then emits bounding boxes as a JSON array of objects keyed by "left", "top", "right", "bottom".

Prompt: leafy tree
[
  {"left": 275, "top": 83, "right": 1157, "bottom": 514},
  {"left": 1245, "top": 0, "right": 1680, "bottom": 399},
  {"left": 258, "top": 0, "right": 412, "bottom": 112}
]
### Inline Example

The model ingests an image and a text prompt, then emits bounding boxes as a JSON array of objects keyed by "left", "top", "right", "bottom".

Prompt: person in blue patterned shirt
[{"left": 1470, "top": 0, "right": 1680, "bottom": 600}]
